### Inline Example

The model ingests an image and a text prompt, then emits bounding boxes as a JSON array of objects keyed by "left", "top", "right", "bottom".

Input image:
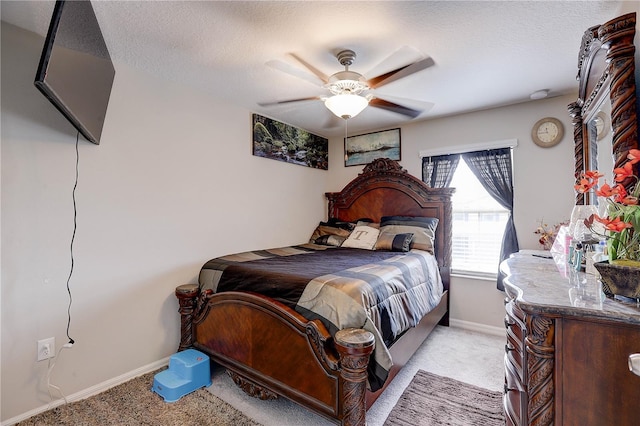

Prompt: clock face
[
  {"left": 536, "top": 122, "right": 559, "bottom": 143},
  {"left": 595, "top": 117, "right": 605, "bottom": 135},
  {"left": 532, "top": 117, "right": 564, "bottom": 147},
  {"left": 594, "top": 111, "right": 609, "bottom": 140}
]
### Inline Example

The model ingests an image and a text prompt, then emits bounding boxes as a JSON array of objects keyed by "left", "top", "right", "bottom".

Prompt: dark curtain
[
  {"left": 422, "top": 154, "right": 460, "bottom": 188},
  {"left": 462, "top": 148, "right": 519, "bottom": 291}
]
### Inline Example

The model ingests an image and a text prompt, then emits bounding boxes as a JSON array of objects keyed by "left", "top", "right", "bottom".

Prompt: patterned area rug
[
  {"left": 384, "top": 370, "right": 504, "bottom": 425},
  {"left": 16, "top": 370, "right": 261, "bottom": 426}
]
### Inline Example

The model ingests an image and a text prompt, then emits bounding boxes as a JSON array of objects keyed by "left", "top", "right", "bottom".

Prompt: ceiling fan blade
[
  {"left": 365, "top": 46, "right": 424, "bottom": 77},
  {"left": 369, "top": 98, "right": 423, "bottom": 118},
  {"left": 367, "top": 56, "right": 435, "bottom": 89},
  {"left": 257, "top": 96, "right": 321, "bottom": 107},
  {"left": 266, "top": 59, "right": 325, "bottom": 87},
  {"left": 289, "top": 53, "right": 329, "bottom": 84}
]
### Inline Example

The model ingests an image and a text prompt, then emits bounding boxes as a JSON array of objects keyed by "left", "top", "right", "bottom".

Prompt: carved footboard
[{"left": 176, "top": 284, "right": 374, "bottom": 426}]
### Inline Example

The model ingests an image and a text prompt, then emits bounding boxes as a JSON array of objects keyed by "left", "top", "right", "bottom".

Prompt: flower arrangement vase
[{"left": 594, "top": 260, "right": 640, "bottom": 299}]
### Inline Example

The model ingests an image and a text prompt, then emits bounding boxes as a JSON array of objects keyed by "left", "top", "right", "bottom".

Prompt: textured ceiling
[{"left": 1, "top": 1, "right": 635, "bottom": 137}]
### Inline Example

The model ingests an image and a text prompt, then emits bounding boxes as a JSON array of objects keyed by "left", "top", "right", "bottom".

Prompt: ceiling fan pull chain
[{"left": 345, "top": 116, "right": 348, "bottom": 140}]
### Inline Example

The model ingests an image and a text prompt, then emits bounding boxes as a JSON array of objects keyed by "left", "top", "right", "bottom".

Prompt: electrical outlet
[{"left": 37, "top": 337, "right": 55, "bottom": 361}]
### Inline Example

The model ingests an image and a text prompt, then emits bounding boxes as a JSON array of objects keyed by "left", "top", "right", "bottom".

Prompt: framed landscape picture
[
  {"left": 344, "top": 128, "right": 401, "bottom": 167},
  {"left": 252, "top": 114, "right": 328, "bottom": 170}
]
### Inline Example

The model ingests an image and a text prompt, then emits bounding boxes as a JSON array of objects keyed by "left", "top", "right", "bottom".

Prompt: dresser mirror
[{"left": 568, "top": 12, "right": 638, "bottom": 205}]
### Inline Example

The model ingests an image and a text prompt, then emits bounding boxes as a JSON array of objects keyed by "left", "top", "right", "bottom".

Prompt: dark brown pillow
[{"left": 309, "top": 224, "right": 351, "bottom": 246}]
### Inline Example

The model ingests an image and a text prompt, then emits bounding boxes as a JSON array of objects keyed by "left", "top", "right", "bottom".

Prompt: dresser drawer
[
  {"left": 506, "top": 350, "right": 523, "bottom": 383},
  {"left": 506, "top": 320, "right": 524, "bottom": 353},
  {"left": 562, "top": 319, "right": 640, "bottom": 425},
  {"left": 505, "top": 299, "right": 524, "bottom": 320},
  {"left": 503, "top": 386, "right": 523, "bottom": 426},
  {"left": 505, "top": 353, "right": 525, "bottom": 391},
  {"left": 505, "top": 301, "right": 526, "bottom": 363},
  {"left": 505, "top": 299, "right": 525, "bottom": 326},
  {"left": 504, "top": 296, "right": 527, "bottom": 425}
]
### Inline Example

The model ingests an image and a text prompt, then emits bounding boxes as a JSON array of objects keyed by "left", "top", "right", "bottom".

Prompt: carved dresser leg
[
  {"left": 175, "top": 284, "right": 200, "bottom": 351},
  {"left": 526, "top": 315, "right": 555, "bottom": 426},
  {"left": 335, "top": 328, "right": 375, "bottom": 426}
]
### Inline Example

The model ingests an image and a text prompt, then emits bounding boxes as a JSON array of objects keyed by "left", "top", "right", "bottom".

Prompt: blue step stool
[{"left": 152, "top": 349, "right": 212, "bottom": 402}]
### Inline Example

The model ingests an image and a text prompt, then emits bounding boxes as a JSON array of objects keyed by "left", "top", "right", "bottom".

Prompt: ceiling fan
[{"left": 259, "top": 47, "right": 435, "bottom": 121}]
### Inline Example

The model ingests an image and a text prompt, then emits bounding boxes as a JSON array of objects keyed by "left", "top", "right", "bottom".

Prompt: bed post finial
[
  {"left": 175, "top": 284, "right": 200, "bottom": 351},
  {"left": 335, "top": 328, "right": 375, "bottom": 426},
  {"left": 361, "top": 158, "right": 406, "bottom": 175}
]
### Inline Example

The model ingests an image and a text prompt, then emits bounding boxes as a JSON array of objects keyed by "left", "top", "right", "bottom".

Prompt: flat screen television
[{"left": 34, "top": 0, "right": 115, "bottom": 145}]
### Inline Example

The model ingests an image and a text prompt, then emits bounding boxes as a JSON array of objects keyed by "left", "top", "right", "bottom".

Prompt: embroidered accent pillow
[{"left": 341, "top": 225, "right": 380, "bottom": 250}]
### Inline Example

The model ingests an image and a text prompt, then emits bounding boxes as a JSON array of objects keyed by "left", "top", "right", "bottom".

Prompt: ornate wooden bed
[{"left": 175, "top": 158, "right": 454, "bottom": 426}]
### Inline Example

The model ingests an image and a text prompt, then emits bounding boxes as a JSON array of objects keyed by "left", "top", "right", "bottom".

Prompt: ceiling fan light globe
[{"left": 324, "top": 94, "right": 369, "bottom": 119}]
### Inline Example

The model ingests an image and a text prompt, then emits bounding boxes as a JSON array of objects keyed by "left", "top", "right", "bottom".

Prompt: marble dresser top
[{"left": 502, "top": 251, "right": 640, "bottom": 325}]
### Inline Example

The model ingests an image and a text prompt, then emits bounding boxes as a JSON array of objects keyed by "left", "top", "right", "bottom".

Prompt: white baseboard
[
  {"left": 449, "top": 318, "right": 505, "bottom": 337},
  {"left": 2, "top": 357, "right": 170, "bottom": 426}
]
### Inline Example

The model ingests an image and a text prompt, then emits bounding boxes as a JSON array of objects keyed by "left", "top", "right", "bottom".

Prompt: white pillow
[{"left": 341, "top": 225, "right": 380, "bottom": 250}]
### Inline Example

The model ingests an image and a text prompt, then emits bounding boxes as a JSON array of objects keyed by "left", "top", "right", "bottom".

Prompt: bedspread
[{"left": 198, "top": 244, "right": 443, "bottom": 390}]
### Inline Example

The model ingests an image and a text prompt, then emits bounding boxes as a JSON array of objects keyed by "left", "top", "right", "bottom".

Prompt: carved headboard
[{"left": 325, "top": 158, "right": 454, "bottom": 289}]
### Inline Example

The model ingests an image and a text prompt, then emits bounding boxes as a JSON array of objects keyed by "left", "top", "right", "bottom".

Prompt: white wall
[{"left": 1, "top": 23, "right": 329, "bottom": 422}]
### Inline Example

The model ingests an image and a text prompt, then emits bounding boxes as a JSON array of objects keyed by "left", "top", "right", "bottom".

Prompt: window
[{"left": 449, "top": 159, "right": 509, "bottom": 276}]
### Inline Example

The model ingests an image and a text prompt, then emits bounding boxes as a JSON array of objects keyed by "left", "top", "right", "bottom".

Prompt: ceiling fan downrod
[{"left": 327, "top": 49, "right": 369, "bottom": 96}]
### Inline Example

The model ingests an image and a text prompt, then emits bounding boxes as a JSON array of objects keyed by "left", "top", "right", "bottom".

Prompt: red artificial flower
[
  {"left": 575, "top": 170, "right": 604, "bottom": 193},
  {"left": 595, "top": 182, "right": 618, "bottom": 198},
  {"left": 628, "top": 149, "right": 640, "bottom": 164},
  {"left": 594, "top": 215, "right": 633, "bottom": 232},
  {"left": 614, "top": 162, "right": 635, "bottom": 183},
  {"left": 584, "top": 170, "right": 604, "bottom": 180},
  {"left": 581, "top": 164, "right": 640, "bottom": 262},
  {"left": 575, "top": 178, "right": 595, "bottom": 193},
  {"left": 613, "top": 184, "right": 629, "bottom": 203},
  {"left": 620, "top": 195, "right": 639, "bottom": 206}
]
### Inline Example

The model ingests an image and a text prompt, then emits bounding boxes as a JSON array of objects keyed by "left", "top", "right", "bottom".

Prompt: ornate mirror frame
[{"left": 568, "top": 12, "right": 638, "bottom": 205}]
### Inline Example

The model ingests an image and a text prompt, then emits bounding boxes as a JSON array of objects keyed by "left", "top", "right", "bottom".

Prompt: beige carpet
[
  {"left": 384, "top": 370, "right": 504, "bottom": 425},
  {"left": 16, "top": 370, "right": 261, "bottom": 426},
  {"left": 15, "top": 328, "right": 505, "bottom": 426}
]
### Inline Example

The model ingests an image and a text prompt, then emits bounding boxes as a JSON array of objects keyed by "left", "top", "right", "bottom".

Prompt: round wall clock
[
  {"left": 594, "top": 111, "right": 609, "bottom": 141},
  {"left": 531, "top": 117, "right": 564, "bottom": 148}
]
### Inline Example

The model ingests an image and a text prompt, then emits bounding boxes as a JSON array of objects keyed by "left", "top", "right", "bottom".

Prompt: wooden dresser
[{"left": 502, "top": 252, "right": 640, "bottom": 426}]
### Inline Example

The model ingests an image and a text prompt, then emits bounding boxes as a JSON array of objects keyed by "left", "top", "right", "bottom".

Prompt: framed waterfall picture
[{"left": 344, "top": 128, "right": 401, "bottom": 167}]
